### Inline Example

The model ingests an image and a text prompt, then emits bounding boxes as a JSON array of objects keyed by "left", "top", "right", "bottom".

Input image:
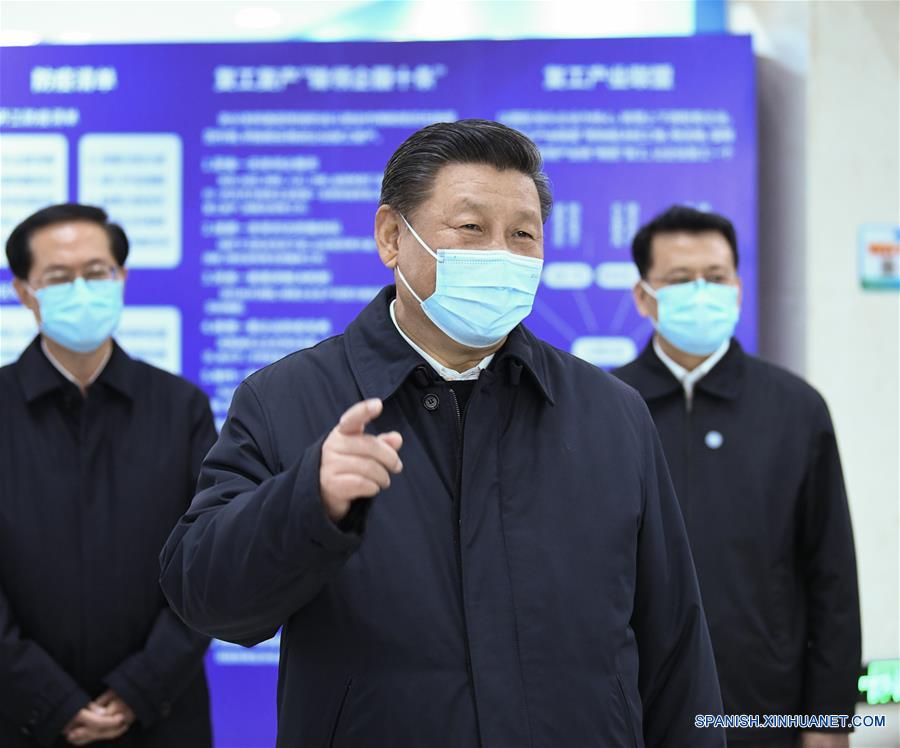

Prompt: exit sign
[{"left": 858, "top": 660, "right": 900, "bottom": 705}]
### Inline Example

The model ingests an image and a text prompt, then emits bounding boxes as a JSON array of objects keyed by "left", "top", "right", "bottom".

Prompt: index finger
[{"left": 337, "top": 398, "right": 382, "bottom": 436}]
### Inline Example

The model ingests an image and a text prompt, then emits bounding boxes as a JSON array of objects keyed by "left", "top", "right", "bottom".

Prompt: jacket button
[
  {"left": 422, "top": 394, "right": 439, "bottom": 411},
  {"left": 705, "top": 430, "right": 724, "bottom": 449}
]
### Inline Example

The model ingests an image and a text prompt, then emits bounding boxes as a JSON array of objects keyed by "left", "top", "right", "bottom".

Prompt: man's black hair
[
  {"left": 631, "top": 205, "right": 738, "bottom": 278},
  {"left": 5, "top": 203, "right": 129, "bottom": 280},
  {"left": 380, "top": 118, "right": 553, "bottom": 223}
]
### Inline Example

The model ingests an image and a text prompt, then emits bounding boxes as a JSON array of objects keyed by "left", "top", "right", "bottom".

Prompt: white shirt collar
[
  {"left": 41, "top": 338, "right": 112, "bottom": 389},
  {"left": 389, "top": 299, "right": 494, "bottom": 381},
  {"left": 653, "top": 336, "right": 730, "bottom": 404}
]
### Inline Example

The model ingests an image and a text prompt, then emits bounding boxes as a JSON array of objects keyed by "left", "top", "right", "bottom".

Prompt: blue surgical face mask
[
  {"left": 395, "top": 216, "right": 543, "bottom": 349},
  {"left": 30, "top": 278, "right": 124, "bottom": 353},
  {"left": 641, "top": 278, "right": 739, "bottom": 356}
]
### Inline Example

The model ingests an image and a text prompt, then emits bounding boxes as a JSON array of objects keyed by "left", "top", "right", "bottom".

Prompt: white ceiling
[{"left": 0, "top": 0, "right": 696, "bottom": 46}]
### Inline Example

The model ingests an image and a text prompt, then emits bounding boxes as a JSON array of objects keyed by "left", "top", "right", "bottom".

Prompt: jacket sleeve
[
  {"left": 798, "top": 404, "right": 861, "bottom": 724},
  {"left": 630, "top": 402, "right": 726, "bottom": 748},
  {"left": 0, "top": 582, "right": 90, "bottom": 747},
  {"left": 159, "top": 379, "right": 361, "bottom": 647},
  {"left": 101, "top": 608, "right": 210, "bottom": 728},
  {"left": 102, "top": 388, "right": 217, "bottom": 727}
]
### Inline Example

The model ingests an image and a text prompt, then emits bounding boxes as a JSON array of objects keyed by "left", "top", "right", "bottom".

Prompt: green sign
[{"left": 858, "top": 659, "right": 900, "bottom": 705}]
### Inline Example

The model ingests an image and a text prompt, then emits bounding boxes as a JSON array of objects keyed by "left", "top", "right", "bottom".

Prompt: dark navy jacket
[
  {"left": 161, "top": 286, "right": 725, "bottom": 748},
  {"left": 0, "top": 340, "right": 214, "bottom": 748},
  {"left": 615, "top": 341, "right": 861, "bottom": 743}
]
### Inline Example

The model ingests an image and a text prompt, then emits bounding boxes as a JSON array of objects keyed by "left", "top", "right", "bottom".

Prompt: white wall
[{"left": 732, "top": 1, "right": 900, "bottom": 745}]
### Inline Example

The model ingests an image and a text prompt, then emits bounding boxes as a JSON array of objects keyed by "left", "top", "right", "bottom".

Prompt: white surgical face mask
[
  {"left": 642, "top": 278, "right": 739, "bottom": 355},
  {"left": 396, "top": 215, "right": 543, "bottom": 348},
  {"left": 29, "top": 278, "right": 124, "bottom": 353}
]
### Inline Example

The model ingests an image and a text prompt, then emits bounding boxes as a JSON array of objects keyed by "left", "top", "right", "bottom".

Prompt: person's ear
[
  {"left": 118, "top": 267, "right": 129, "bottom": 286},
  {"left": 374, "top": 205, "right": 401, "bottom": 270},
  {"left": 735, "top": 276, "right": 743, "bottom": 308},
  {"left": 632, "top": 280, "right": 656, "bottom": 320},
  {"left": 12, "top": 278, "right": 41, "bottom": 323}
]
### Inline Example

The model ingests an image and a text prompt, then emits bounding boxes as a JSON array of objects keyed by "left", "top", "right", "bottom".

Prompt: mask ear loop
[
  {"left": 395, "top": 265, "right": 424, "bottom": 305},
  {"left": 395, "top": 214, "right": 438, "bottom": 304},
  {"left": 400, "top": 215, "right": 439, "bottom": 260},
  {"left": 639, "top": 280, "right": 664, "bottom": 333},
  {"left": 640, "top": 280, "right": 658, "bottom": 298}
]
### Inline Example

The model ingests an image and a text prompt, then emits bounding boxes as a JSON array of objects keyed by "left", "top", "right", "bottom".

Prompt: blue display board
[{"left": 0, "top": 36, "right": 755, "bottom": 748}]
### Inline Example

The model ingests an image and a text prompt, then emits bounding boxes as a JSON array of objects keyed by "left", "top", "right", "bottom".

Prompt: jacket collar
[
  {"left": 629, "top": 336, "right": 745, "bottom": 402},
  {"left": 96, "top": 340, "right": 138, "bottom": 400},
  {"left": 344, "top": 285, "right": 554, "bottom": 404},
  {"left": 492, "top": 321, "right": 555, "bottom": 404},
  {"left": 16, "top": 336, "right": 137, "bottom": 403},
  {"left": 695, "top": 339, "right": 745, "bottom": 400}
]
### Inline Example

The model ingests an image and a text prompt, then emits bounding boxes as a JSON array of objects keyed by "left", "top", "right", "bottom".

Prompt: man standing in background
[
  {"left": 614, "top": 205, "right": 861, "bottom": 748},
  {"left": 0, "top": 204, "right": 215, "bottom": 747}
]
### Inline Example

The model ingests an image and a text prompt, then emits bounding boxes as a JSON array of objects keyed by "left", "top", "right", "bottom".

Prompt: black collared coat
[
  {"left": 161, "top": 286, "right": 726, "bottom": 748},
  {"left": 614, "top": 340, "right": 861, "bottom": 742},
  {"left": 0, "top": 339, "right": 216, "bottom": 748}
]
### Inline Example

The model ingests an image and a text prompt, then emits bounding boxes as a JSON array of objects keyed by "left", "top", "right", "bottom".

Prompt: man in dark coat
[
  {"left": 614, "top": 206, "right": 861, "bottom": 748},
  {"left": 160, "top": 120, "right": 726, "bottom": 748},
  {"left": 1, "top": 204, "right": 215, "bottom": 747}
]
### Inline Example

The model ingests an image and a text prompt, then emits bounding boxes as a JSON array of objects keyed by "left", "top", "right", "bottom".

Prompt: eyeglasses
[{"left": 35, "top": 264, "right": 121, "bottom": 289}]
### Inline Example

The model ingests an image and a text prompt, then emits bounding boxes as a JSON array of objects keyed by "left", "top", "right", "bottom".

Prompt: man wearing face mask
[
  {"left": 614, "top": 206, "right": 861, "bottom": 748},
  {"left": 161, "top": 120, "right": 726, "bottom": 748},
  {"left": 0, "top": 204, "right": 215, "bottom": 747}
]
